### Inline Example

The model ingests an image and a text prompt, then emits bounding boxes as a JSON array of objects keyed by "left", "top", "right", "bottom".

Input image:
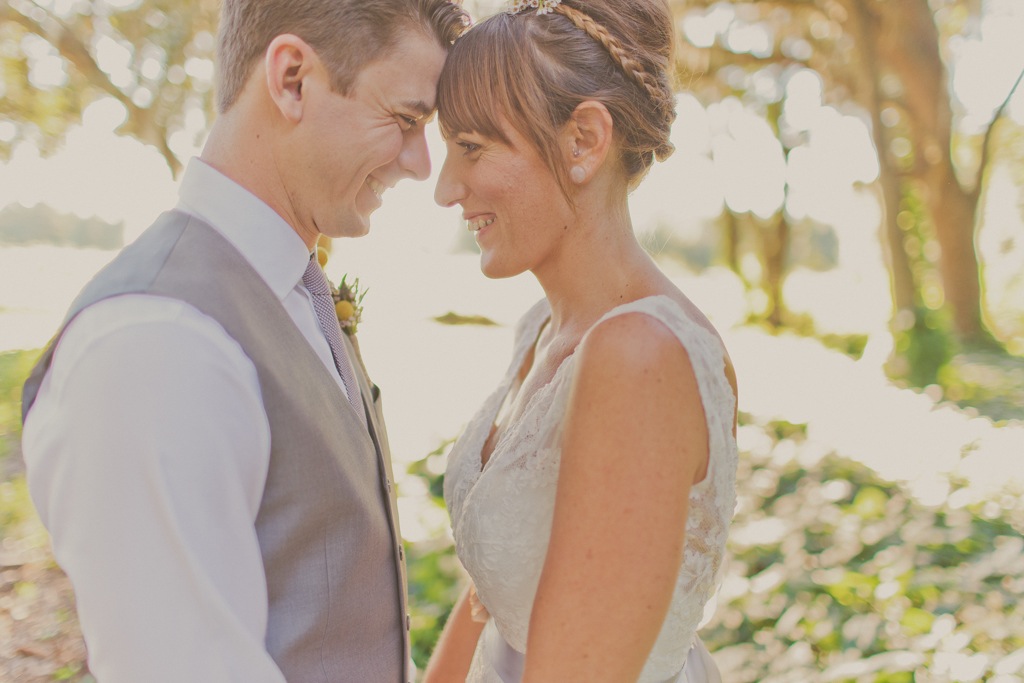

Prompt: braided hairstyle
[{"left": 437, "top": 0, "right": 677, "bottom": 196}]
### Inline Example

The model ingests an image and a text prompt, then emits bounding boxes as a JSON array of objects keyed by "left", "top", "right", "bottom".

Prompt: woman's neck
[{"left": 532, "top": 194, "right": 661, "bottom": 338}]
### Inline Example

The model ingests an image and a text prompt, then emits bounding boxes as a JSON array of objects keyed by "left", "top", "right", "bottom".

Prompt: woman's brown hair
[{"left": 437, "top": 0, "right": 677, "bottom": 196}]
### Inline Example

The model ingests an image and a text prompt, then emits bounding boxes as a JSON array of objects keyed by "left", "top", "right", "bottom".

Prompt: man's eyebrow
[{"left": 400, "top": 100, "right": 435, "bottom": 118}]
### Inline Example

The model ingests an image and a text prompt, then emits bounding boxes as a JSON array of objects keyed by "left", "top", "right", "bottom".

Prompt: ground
[{"left": 0, "top": 472, "right": 90, "bottom": 683}]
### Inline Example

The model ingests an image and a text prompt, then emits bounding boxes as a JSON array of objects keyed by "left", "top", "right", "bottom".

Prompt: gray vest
[{"left": 23, "top": 211, "right": 411, "bottom": 682}]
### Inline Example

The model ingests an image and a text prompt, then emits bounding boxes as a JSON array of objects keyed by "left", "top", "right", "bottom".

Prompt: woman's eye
[{"left": 458, "top": 141, "right": 480, "bottom": 154}]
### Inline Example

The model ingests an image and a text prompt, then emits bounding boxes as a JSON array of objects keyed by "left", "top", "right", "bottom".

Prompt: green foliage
[
  {"left": 403, "top": 416, "right": 1024, "bottom": 681},
  {"left": 938, "top": 348, "right": 1024, "bottom": 423},
  {"left": 53, "top": 664, "right": 88, "bottom": 681},
  {"left": 884, "top": 187, "right": 961, "bottom": 385},
  {"left": 0, "top": 18, "right": 80, "bottom": 159},
  {"left": 0, "top": 476, "right": 33, "bottom": 534},
  {"left": 433, "top": 312, "right": 499, "bottom": 327},
  {"left": 1, "top": 0, "right": 220, "bottom": 174},
  {"left": 406, "top": 438, "right": 464, "bottom": 670},
  {"left": 0, "top": 348, "right": 38, "bottom": 464},
  {"left": 741, "top": 312, "right": 868, "bottom": 361},
  {"left": 407, "top": 540, "right": 464, "bottom": 670},
  {"left": 890, "top": 306, "right": 956, "bottom": 387},
  {"left": 817, "top": 333, "right": 869, "bottom": 361},
  {"left": 704, "top": 417, "right": 1024, "bottom": 682},
  {"left": 0, "top": 350, "right": 38, "bottom": 540}
]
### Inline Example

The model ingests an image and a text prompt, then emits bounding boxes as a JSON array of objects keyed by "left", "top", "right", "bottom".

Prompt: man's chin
[
  {"left": 329, "top": 213, "right": 372, "bottom": 239},
  {"left": 352, "top": 216, "right": 372, "bottom": 237}
]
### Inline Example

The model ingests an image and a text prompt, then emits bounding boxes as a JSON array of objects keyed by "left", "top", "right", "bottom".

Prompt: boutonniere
[
  {"left": 318, "top": 246, "right": 366, "bottom": 336},
  {"left": 332, "top": 274, "right": 365, "bottom": 336}
]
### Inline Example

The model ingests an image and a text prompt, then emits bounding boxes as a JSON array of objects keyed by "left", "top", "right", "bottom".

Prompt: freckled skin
[
  {"left": 435, "top": 123, "right": 578, "bottom": 280},
  {"left": 428, "top": 103, "right": 740, "bottom": 683}
]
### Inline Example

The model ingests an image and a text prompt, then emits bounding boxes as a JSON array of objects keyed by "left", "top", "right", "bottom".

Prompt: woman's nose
[{"left": 434, "top": 153, "right": 465, "bottom": 208}]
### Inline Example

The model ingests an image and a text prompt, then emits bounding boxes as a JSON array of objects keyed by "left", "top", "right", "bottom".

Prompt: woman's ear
[
  {"left": 564, "top": 100, "right": 614, "bottom": 185},
  {"left": 265, "top": 34, "right": 317, "bottom": 123}
]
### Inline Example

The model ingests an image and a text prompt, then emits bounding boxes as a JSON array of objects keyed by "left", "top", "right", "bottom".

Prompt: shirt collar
[{"left": 176, "top": 158, "right": 310, "bottom": 301}]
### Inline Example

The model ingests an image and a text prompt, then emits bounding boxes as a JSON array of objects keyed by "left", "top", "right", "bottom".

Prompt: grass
[{"left": 0, "top": 349, "right": 39, "bottom": 469}]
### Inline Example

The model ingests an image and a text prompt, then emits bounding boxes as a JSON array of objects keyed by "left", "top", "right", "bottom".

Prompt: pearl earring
[{"left": 570, "top": 166, "right": 586, "bottom": 184}]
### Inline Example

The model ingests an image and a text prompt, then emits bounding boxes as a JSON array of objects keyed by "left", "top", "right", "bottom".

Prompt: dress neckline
[{"left": 476, "top": 294, "right": 694, "bottom": 475}]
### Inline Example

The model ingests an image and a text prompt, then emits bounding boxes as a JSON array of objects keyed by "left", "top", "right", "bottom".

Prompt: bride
[{"left": 424, "top": 0, "right": 738, "bottom": 681}]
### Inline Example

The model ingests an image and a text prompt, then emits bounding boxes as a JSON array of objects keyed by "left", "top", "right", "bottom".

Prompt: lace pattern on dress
[{"left": 444, "top": 296, "right": 738, "bottom": 683}]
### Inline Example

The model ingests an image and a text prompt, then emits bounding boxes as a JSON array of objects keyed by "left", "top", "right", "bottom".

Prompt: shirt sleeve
[{"left": 22, "top": 295, "right": 287, "bottom": 683}]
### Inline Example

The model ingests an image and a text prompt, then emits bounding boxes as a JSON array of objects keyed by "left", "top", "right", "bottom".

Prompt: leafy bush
[
  {"left": 0, "top": 349, "right": 39, "bottom": 465},
  {"left": 707, "top": 415, "right": 1023, "bottom": 682},
  {"left": 405, "top": 416, "right": 1024, "bottom": 681}
]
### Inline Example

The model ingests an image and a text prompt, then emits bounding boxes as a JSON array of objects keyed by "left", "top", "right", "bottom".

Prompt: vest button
[
  {"left": 398, "top": 546, "right": 405, "bottom": 561},
  {"left": 406, "top": 614, "right": 411, "bottom": 630}
]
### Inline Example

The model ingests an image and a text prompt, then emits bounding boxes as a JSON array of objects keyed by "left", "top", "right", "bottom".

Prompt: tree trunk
[
  {"left": 875, "top": 0, "right": 987, "bottom": 341},
  {"left": 927, "top": 164, "right": 985, "bottom": 340},
  {"left": 878, "top": 168, "right": 917, "bottom": 314},
  {"left": 848, "top": 0, "right": 917, "bottom": 318},
  {"left": 722, "top": 209, "right": 741, "bottom": 276},
  {"left": 762, "top": 213, "right": 790, "bottom": 328}
]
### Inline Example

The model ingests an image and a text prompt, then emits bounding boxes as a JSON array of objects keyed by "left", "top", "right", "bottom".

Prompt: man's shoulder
[{"left": 58, "top": 294, "right": 244, "bottom": 370}]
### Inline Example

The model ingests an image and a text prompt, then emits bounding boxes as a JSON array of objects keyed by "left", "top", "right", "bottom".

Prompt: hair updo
[{"left": 437, "top": 0, "right": 677, "bottom": 195}]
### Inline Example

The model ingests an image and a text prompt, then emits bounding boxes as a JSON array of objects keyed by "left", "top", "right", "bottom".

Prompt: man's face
[{"left": 285, "top": 30, "right": 447, "bottom": 245}]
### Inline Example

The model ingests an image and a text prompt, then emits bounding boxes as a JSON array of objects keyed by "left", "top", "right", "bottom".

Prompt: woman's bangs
[{"left": 437, "top": 21, "right": 516, "bottom": 143}]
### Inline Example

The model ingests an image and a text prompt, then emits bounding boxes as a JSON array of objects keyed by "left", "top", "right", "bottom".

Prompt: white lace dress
[{"left": 444, "top": 296, "right": 738, "bottom": 683}]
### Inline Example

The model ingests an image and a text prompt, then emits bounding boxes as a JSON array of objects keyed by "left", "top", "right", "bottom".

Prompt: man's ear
[
  {"left": 265, "top": 34, "right": 316, "bottom": 123},
  {"left": 563, "top": 100, "right": 614, "bottom": 185}
]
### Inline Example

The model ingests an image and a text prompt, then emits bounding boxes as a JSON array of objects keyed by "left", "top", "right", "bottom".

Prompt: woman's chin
[{"left": 479, "top": 254, "right": 520, "bottom": 280}]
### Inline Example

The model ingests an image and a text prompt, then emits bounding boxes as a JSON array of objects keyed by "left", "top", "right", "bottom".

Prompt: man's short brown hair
[{"left": 216, "top": 0, "right": 469, "bottom": 112}]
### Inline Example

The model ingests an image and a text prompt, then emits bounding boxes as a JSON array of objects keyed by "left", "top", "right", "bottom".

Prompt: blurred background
[{"left": 1, "top": 0, "right": 1022, "bottom": 681}]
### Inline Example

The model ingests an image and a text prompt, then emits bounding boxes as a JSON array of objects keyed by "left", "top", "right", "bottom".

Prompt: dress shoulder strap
[
  {"left": 506, "top": 298, "right": 552, "bottom": 375},
  {"left": 588, "top": 296, "right": 736, "bottom": 459}
]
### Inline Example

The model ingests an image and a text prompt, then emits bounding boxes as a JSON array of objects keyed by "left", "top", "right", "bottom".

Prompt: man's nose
[{"left": 399, "top": 128, "right": 432, "bottom": 182}]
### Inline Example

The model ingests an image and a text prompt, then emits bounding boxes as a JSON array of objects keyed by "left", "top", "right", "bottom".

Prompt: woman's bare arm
[
  {"left": 521, "top": 312, "right": 709, "bottom": 683},
  {"left": 423, "top": 584, "right": 487, "bottom": 683}
]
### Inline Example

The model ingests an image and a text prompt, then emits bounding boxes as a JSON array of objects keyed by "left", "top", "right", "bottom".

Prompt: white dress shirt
[{"left": 22, "top": 159, "right": 350, "bottom": 682}]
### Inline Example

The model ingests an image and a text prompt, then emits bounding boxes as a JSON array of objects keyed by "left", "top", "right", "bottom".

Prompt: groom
[{"left": 20, "top": 0, "right": 467, "bottom": 681}]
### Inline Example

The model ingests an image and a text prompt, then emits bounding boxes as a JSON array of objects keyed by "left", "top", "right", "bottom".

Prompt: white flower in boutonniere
[{"left": 317, "top": 246, "right": 366, "bottom": 336}]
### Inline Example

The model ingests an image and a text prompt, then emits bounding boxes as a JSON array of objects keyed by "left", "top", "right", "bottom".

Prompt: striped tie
[{"left": 302, "top": 255, "right": 367, "bottom": 428}]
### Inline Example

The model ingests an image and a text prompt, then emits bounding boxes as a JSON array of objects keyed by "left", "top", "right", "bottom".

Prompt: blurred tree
[
  {"left": 672, "top": 0, "right": 1023, "bottom": 345},
  {"left": 758, "top": 100, "right": 793, "bottom": 328},
  {"left": 3, "top": 0, "right": 1020, "bottom": 343},
  {"left": 0, "top": 202, "right": 123, "bottom": 248},
  {"left": 0, "top": 0, "right": 219, "bottom": 177}
]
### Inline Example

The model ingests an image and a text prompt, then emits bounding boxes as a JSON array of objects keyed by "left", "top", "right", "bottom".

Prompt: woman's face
[{"left": 434, "top": 120, "right": 575, "bottom": 279}]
